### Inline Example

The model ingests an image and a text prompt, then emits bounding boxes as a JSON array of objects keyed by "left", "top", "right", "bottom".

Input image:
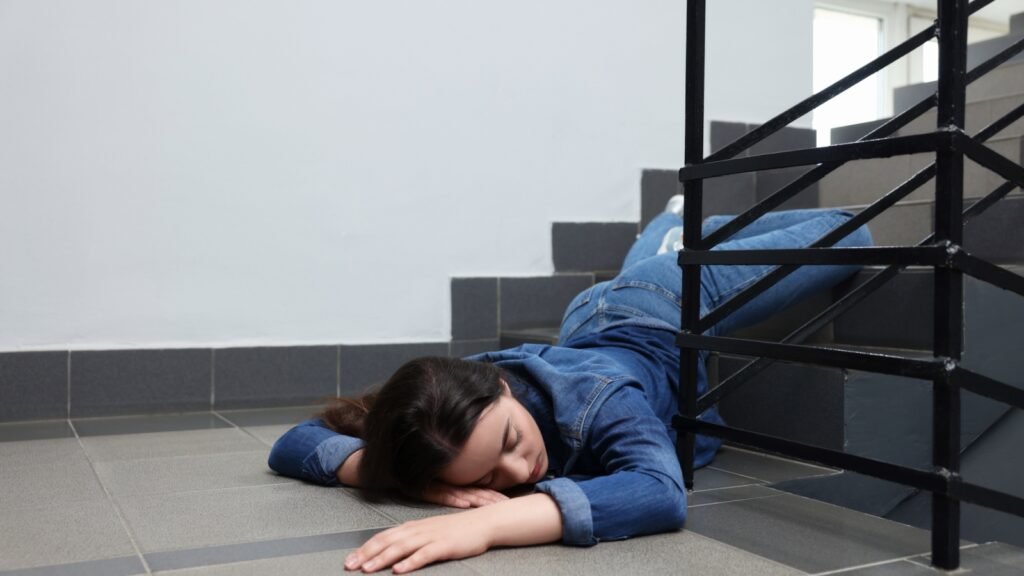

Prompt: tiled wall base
[{"left": 0, "top": 341, "right": 498, "bottom": 423}]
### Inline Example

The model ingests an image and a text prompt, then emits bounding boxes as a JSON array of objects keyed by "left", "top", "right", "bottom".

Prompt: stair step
[
  {"left": 886, "top": 410, "right": 1024, "bottom": 549},
  {"left": 552, "top": 222, "right": 636, "bottom": 273},
  {"left": 817, "top": 134, "right": 1022, "bottom": 208},
  {"left": 499, "top": 326, "right": 560, "bottom": 349},
  {"left": 720, "top": 341, "right": 1011, "bottom": 521},
  {"left": 834, "top": 265, "right": 1024, "bottom": 350},
  {"left": 895, "top": 60, "right": 1024, "bottom": 112},
  {"left": 821, "top": 195, "right": 1024, "bottom": 266},
  {"left": 833, "top": 94, "right": 1024, "bottom": 145}
]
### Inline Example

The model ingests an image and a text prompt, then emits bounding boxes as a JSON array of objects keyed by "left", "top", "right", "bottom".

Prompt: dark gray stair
[
  {"left": 729, "top": 271, "right": 1024, "bottom": 539},
  {"left": 806, "top": 266, "right": 1023, "bottom": 351},
  {"left": 818, "top": 134, "right": 1022, "bottom": 208},
  {"left": 818, "top": 195, "right": 1024, "bottom": 266},
  {"left": 552, "top": 222, "right": 637, "bottom": 273},
  {"left": 500, "top": 326, "right": 560, "bottom": 349},
  {"left": 886, "top": 409, "right": 1024, "bottom": 549},
  {"left": 896, "top": 60, "right": 1024, "bottom": 113},
  {"left": 640, "top": 122, "right": 819, "bottom": 230}
]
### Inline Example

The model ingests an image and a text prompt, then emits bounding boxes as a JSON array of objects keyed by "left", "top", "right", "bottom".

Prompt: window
[
  {"left": 813, "top": 7, "right": 885, "bottom": 146},
  {"left": 909, "top": 14, "right": 1007, "bottom": 83}
]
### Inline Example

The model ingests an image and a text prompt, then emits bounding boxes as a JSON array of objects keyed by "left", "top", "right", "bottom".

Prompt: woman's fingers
[
  {"left": 392, "top": 543, "right": 445, "bottom": 574},
  {"left": 452, "top": 487, "right": 508, "bottom": 507},
  {"left": 346, "top": 529, "right": 419, "bottom": 572},
  {"left": 423, "top": 483, "right": 507, "bottom": 508}
]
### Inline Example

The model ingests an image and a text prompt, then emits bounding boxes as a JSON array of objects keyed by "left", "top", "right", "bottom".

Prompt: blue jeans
[{"left": 558, "top": 209, "right": 873, "bottom": 343}]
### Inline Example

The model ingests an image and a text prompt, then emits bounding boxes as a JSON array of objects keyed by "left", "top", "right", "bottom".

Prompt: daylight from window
[{"left": 812, "top": 8, "right": 884, "bottom": 146}]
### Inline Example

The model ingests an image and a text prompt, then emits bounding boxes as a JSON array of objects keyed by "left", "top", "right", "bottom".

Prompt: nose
[{"left": 495, "top": 453, "right": 530, "bottom": 488}]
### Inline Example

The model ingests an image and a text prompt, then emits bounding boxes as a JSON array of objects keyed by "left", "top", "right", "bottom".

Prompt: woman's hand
[
  {"left": 420, "top": 481, "right": 508, "bottom": 508},
  {"left": 344, "top": 493, "right": 562, "bottom": 573},
  {"left": 344, "top": 510, "right": 492, "bottom": 573}
]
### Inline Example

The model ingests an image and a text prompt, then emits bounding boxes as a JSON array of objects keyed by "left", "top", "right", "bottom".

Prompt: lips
[{"left": 529, "top": 455, "right": 543, "bottom": 483}]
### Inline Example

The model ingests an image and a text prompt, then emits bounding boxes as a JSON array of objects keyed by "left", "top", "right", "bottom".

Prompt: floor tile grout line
[
  {"left": 703, "top": 465, "right": 766, "bottom": 483},
  {"left": 111, "top": 479, "right": 299, "bottom": 500},
  {"left": 691, "top": 481, "right": 767, "bottom": 493},
  {"left": 722, "top": 445, "right": 839, "bottom": 474},
  {"left": 807, "top": 542, "right": 982, "bottom": 575},
  {"left": 68, "top": 419, "right": 154, "bottom": 576},
  {"left": 66, "top": 351, "right": 71, "bottom": 420},
  {"left": 211, "top": 410, "right": 273, "bottom": 447},
  {"left": 688, "top": 494, "right": 785, "bottom": 508}
]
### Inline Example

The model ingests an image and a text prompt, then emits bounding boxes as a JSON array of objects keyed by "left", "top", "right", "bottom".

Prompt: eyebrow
[{"left": 472, "top": 416, "right": 510, "bottom": 486}]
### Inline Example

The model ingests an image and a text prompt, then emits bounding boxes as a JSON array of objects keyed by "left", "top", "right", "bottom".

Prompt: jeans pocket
[{"left": 609, "top": 279, "right": 682, "bottom": 308}]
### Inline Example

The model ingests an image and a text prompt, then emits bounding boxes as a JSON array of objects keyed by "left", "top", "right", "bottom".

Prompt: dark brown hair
[{"left": 319, "top": 356, "right": 503, "bottom": 500}]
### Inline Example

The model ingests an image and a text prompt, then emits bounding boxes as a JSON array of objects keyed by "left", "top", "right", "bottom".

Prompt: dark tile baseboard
[{"left": 0, "top": 342, "right": 461, "bottom": 423}]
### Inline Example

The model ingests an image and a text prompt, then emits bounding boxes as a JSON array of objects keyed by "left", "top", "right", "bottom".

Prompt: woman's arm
[
  {"left": 534, "top": 384, "right": 687, "bottom": 545},
  {"left": 344, "top": 492, "right": 562, "bottom": 574},
  {"left": 268, "top": 418, "right": 365, "bottom": 486},
  {"left": 336, "top": 447, "right": 363, "bottom": 486},
  {"left": 273, "top": 420, "right": 507, "bottom": 508}
]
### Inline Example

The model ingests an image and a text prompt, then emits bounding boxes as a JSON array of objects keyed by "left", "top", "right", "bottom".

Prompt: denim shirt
[{"left": 268, "top": 321, "right": 723, "bottom": 547}]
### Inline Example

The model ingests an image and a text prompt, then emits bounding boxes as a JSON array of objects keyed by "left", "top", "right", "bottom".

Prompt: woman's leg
[
  {"left": 701, "top": 208, "right": 845, "bottom": 243},
  {"left": 561, "top": 208, "right": 870, "bottom": 343},
  {"left": 701, "top": 209, "right": 872, "bottom": 336},
  {"left": 621, "top": 212, "right": 683, "bottom": 270}
]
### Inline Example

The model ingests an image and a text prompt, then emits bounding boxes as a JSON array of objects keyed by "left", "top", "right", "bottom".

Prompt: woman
[{"left": 268, "top": 197, "right": 872, "bottom": 573}]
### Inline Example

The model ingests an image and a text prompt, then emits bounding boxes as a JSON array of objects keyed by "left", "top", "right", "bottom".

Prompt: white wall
[{"left": 0, "top": 0, "right": 813, "bottom": 352}]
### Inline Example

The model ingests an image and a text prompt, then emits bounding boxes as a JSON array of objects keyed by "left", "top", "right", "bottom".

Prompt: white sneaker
[
  {"left": 657, "top": 226, "right": 685, "bottom": 254},
  {"left": 665, "top": 194, "right": 685, "bottom": 218}
]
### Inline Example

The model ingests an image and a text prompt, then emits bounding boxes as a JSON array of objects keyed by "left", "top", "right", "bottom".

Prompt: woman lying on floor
[{"left": 268, "top": 196, "right": 872, "bottom": 573}]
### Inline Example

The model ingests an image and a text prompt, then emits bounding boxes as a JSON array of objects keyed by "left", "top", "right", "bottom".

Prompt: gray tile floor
[{"left": 1, "top": 408, "right": 1021, "bottom": 575}]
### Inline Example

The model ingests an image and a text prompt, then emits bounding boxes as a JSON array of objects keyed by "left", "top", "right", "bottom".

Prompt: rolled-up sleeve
[
  {"left": 535, "top": 386, "right": 687, "bottom": 546},
  {"left": 268, "top": 418, "right": 365, "bottom": 486}
]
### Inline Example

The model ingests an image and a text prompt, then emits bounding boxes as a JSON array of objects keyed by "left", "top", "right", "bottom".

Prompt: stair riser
[
  {"left": 552, "top": 222, "right": 637, "bottom": 273},
  {"left": 897, "top": 95, "right": 1024, "bottom": 140},
  {"left": 895, "top": 61, "right": 1024, "bottom": 112},
  {"left": 832, "top": 94, "right": 1024, "bottom": 144},
  {"left": 817, "top": 137, "right": 1022, "bottom": 207},
  {"left": 834, "top": 268, "right": 1024, "bottom": 350}
]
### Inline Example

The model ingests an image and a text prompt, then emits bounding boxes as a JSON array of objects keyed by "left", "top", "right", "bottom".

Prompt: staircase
[{"left": 449, "top": 13, "right": 1024, "bottom": 551}]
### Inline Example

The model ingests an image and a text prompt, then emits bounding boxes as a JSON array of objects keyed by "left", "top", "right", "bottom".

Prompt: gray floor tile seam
[
  {"left": 688, "top": 493, "right": 786, "bottom": 509},
  {"left": 807, "top": 542, "right": 983, "bottom": 575},
  {"left": 702, "top": 465, "right": 767, "bottom": 483},
  {"left": 107, "top": 477, "right": 315, "bottom": 506},
  {"left": 210, "top": 410, "right": 275, "bottom": 448},
  {"left": 107, "top": 479, "right": 299, "bottom": 502},
  {"left": 67, "top": 420, "right": 155, "bottom": 576},
  {"left": 88, "top": 445, "right": 274, "bottom": 466},
  {"left": 691, "top": 480, "right": 767, "bottom": 493},
  {"left": 719, "top": 446, "right": 840, "bottom": 473},
  {"left": 0, "top": 555, "right": 146, "bottom": 576},
  {"left": 141, "top": 527, "right": 392, "bottom": 573},
  {"left": 138, "top": 522, "right": 398, "bottom": 560}
]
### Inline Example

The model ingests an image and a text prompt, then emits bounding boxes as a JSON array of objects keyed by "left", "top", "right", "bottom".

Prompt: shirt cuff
[
  {"left": 534, "top": 477, "right": 596, "bottom": 546},
  {"left": 303, "top": 435, "right": 365, "bottom": 486}
]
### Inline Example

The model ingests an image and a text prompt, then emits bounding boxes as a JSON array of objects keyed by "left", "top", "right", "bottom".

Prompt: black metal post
[
  {"left": 678, "top": 0, "right": 706, "bottom": 492},
  {"left": 932, "top": 0, "right": 967, "bottom": 569}
]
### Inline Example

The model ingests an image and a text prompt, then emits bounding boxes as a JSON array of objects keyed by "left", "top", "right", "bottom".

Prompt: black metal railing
[{"left": 673, "top": 0, "right": 1024, "bottom": 569}]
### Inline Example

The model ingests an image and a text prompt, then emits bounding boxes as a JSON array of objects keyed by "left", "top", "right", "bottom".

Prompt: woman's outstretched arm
[
  {"left": 344, "top": 492, "right": 563, "bottom": 574},
  {"left": 270, "top": 419, "right": 508, "bottom": 508}
]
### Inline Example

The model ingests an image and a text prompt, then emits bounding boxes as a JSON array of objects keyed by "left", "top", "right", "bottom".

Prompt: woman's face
[{"left": 438, "top": 381, "right": 548, "bottom": 491}]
